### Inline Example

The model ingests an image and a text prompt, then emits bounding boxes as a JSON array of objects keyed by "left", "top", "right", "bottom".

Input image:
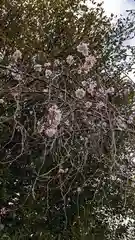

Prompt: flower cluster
[
  {"left": 77, "top": 42, "right": 89, "bottom": 56},
  {"left": 75, "top": 88, "right": 86, "bottom": 99},
  {"left": 66, "top": 55, "right": 74, "bottom": 65},
  {"left": 45, "top": 69, "right": 52, "bottom": 78},
  {"left": 34, "top": 64, "right": 42, "bottom": 72},
  {"left": 45, "top": 105, "right": 62, "bottom": 137},
  {"left": 82, "top": 55, "right": 96, "bottom": 73},
  {"left": 0, "top": 52, "right": 4, "bottom": 62},
  {"left": 12, "top": 49, "right": 22, "bottom": 62},
  {"left": 87, "top": 81, "right": 97, "bottom": 96}
]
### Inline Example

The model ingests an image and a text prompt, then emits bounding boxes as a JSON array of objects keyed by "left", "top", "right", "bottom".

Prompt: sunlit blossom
[
  {"left": 45, "top": 69, "right": 52, "bottom": 78},
  {"left": 45, "top": 127, "right": 57, "bottom": 137},
  {"left": 75, "top": 88, "right": 86, "bottom": 99},
  {"left": 87, "top": 82, "right": 97, "bottom": 95},
  {"left": 48, "top": 105, "right": 62, "bottom": 127},
  {"left": 44, "top": 62, "right": 51, "bottom": 67},
  {"left": 0, "top": 99, "right": 4, "bottom": 104},
  {"left": 96, "top": 101, "right": 105, "bottom": 109},
  {"left": 0, "top": 52, "right": 4, "bottom": 62},
  {"left": 77, "top": 42, "right": 89, "bottom": 56},
  {"left": 82, "top": 81, "right": 87, "bottom": 87},
  {"left": 85, "top": 101, "right": 92, "bottom": 108},
  {"left": 12, "top": 49, "right": 22, "bottom": 61},
  {"left": 66, "top": 55, "right": 74, "bottom": 65},
  {"left": 34, "top": 64, "right": 42, "bottom": 72}
]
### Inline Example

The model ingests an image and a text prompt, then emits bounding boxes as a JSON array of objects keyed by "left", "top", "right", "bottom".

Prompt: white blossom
[
  {"left": 44, "top": 62, "right": 51, "bottom": 68},
  {"left": 12, "top": 49, "right": 22, "bottom": 61},
  {"left": 75, "top": 88, "right": 86, "bottom": 99},
  {"left": 77, "top": 69, "right": 82, "bottom": 74},
  {"left": 0, "top": 52, "right": 4, "bottom": 62},
  {"left": 77, "top": 187, "right": 82, "bottom": 193},
  {"left": 58, "top": 168, "right": 65, "bottom": 174},
  {"left": 82, "top": 81, "right": 87, "bottom": 87},
  {"left": 96, "top": 101, "right": 105, "bottom": 109},
  {"left": 34, "top": 64, "right": 42, "bottom": 72},
  {"left": 0, "top": 99, "right": 4, "bottom": 104},
  {"left": 127, "top": 115, "right": 134, "bottom": 124},
  {"left": 106, "top": 87, "right": 115, "bottom": 94},
  {"left": 102, "top": 122, "right": 107, "bottom": 128},
  {"left": 66, "top": 55, "right": 74, "bottom": 65},
  {"left": 43, "top": 88, "right": 48, "bottom": 93},
  {"left": 45, "top": 69, "right": 52, "bottom": 78},
  {"left": 48, "top": 105, "right": 62, "bottom": 127},
  {"left": 45, "top": 128, "right": 57, "bottom": 137},
  {"left": 8, "top": 202, "right": 14, "bottom": 206},
  {"left": 116, "top": 116, "right": 127, "bottom": 129},
  {"left": 85, "top": 101, "right": 92, "bottom": 109},
  {"left": 85, "top": 55, "right": 96, "bottom": 68},
  {"left": 77, "top": 42, "right": 89, "bottom": 56},
  {"left": 11, "top": 72, "right": 22, "bottom": 81},
  {"left": 54, "top": 59, "right": 60, "bottom": 67},
  {"left": 87, "top": 82, "right": 97, "bottom": 95},
  {"left": 64, "top": 168, "right": 68, "bottom": 173},
  {"left": 65, "top": 120, "right": 70, "bottom": 126}
]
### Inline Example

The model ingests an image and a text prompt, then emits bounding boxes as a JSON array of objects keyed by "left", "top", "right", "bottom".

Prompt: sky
[
  {"left": 103, "top": 0, "right": 135, "bottom": 16},
  {"left": 86, "top": 0, "right": 135, "bottom": 80},
  {"left": 103, "top": 0, "right": 135, "bottom": 81}
]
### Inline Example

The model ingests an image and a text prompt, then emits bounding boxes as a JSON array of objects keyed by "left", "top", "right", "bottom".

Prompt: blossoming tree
[{"left": 0, "top": 0, "right": 135, "bottom": 239}]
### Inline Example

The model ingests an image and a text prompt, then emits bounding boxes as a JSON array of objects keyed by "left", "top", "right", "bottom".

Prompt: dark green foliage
[{"left": 0, "top": 1, "right": 135, "bottom": 239}]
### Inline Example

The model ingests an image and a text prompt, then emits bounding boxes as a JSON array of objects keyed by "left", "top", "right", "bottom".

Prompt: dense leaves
[{"left": 0, "top": 0, "right": 135, "bottom": 239}]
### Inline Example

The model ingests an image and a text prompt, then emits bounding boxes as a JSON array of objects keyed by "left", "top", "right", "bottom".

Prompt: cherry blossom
[
  {"left": 12, "top": 49, "right": 22, "bottom": 62},
  {"left": 66, "top": 55, "right": 74, "bottom": 65},
  {"left": 75, "top": 88, "right": 86, "bottom": 99},
  {"left": 77, "top": 42, "right": 89, "bottom": 56}
]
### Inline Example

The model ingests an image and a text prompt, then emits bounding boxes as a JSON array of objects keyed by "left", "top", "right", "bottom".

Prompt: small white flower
[
  {"left": 0, "top": 99, "right": 4, "bottom": 104},
  {"left": 45, "top": 69, "right": 52, "bottom": 78},
  {"left": 38, "top": 124, "right": 45, "bottom": 134},
  {"left": 116, "top": 116, "right": 127, "bottom": 129},
  {"left": 77, "top": 42, "right": 89, "bottom": 56},
  {"left": 77, "top": 187, "right": 82, "bottom": 194},
  {"left": 43, "top": 88, "right": 48, "bottom": 93},
  {"left": 44, "top": 62, "right": 51, "bottom": 68},
  {"left": 66, "top": 55, "right": 74, "bottom": 65},
  {"left": 65, "top": 120, "right": 70, "bottom": 126},
  {"left": 102, "top": 122, "right": 107, "bottom": 128},
  {"left": 34, "top": 64, "right": 42, "bottom": 72},
  {"left": 11, "top": 72, "right": 22, "bottom": 81},
  {"left": 45, "top": 128, "right": 57, "bottom": 137},
  {"left": 0, "top": 52, "right": 4, "bottom": 62},
  {"left": 127, "top": 115, "right": 134, "bottom": 124},
  {"left": 8, "top": 202, "right": 14, "bottom": 206},
  {"left": 12, "top": 49, "right": 22, "bottom": 61},
  {"left": 106, "top": 87, "right": 115, "bottom": 94},
  {"left": 87, "top": 82, "right": 97, "bottom": 95},
  {"left": 85, "top": 101, "right": 92, "bottom": 109},
  {"left": 99, "top": 88, "right": 106, "bottom": 95},
  {"left": 82, "top": 81, "right": 87, "bottom": 87},
  {"left": 96, "top": 101, "right": 105, "bottom": 109},
  {"left": 48, "top": 105, "right": 62, "bottom": 127},
  {"left": 58, "top": 168, "right": 65, "bottom": 174},
  {"left": 65, "top": 168, "right": 69, "bottom": 173},
  {"left": 75, "top": 88, "right": 86, "bottom": 99},
  {"left": 78, "top": 69, "right": 82, "bottom": 74},
  {"left": 85, "top": 55, "right": 96, "bottom": 67},
  {"left": 54, "top": 59, "right": 60, "bottom": 67}
]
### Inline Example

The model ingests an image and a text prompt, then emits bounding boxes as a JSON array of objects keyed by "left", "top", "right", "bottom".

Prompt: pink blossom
[
  {"left": 77, "top": 43, "right": 89, "bottom": 56},
  {"left": 45, "top": 128, "right": 57, "bottom": 137},
  {"left": 75, "top": 88, "right": 86, "bottom": 99},
  {"left": 66, "top": 55, "right": 74, "bottom": 65}
]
